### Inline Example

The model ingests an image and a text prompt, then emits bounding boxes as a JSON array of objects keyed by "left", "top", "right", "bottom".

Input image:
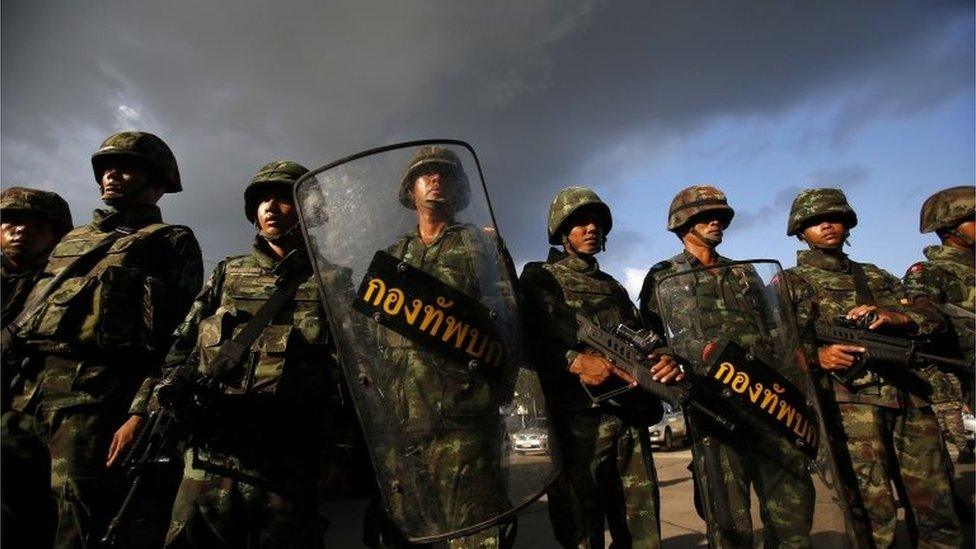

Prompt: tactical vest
[
  {"left": 532, "top": 252, "right": 657, "bottom": 416},
  {"left": 21, "top": 223, "right": 175, "bottom": 352},
  {"left": 788, "top": 257, "right": 921, "bottom": 407},
  {"left": 655, "top": 253, "right": 769, "bottom": 371},
  {"left": 384, "top": 226, "right": 502, "bottom": 431},
  {"left": 194, "top": 255, "right": 330, "bottom": 401}
]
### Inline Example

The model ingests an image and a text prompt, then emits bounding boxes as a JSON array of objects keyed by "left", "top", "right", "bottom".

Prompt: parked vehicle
[
  {"left": 649, "top": 404, "right": 687, "bottom": 451},
  {"left": 511, "top": 418, "right": 550, "bottom": 455}
]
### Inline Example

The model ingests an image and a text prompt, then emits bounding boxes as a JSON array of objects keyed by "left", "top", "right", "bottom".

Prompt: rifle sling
[
  {"left": 848, "top": 261, "right": 875, "bottom": 306},
  {"left": 5, "top": 228, "right": 130, "bottom": 334},
  {"left": 206, "top": 260, "right": 311, "bottom": 380}
]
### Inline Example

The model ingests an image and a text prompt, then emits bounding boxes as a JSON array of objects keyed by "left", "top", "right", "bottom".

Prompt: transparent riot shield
[
  {"left": 294, "top": 141, "right": 557, "bottom": 543},
  {"left": 654, "top": 260, "right": 860, "bottom": 547}
]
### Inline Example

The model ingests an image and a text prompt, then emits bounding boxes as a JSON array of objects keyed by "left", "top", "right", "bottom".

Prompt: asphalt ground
[{"left": 322, "top": 445, "right": 975, "bottom": 547}]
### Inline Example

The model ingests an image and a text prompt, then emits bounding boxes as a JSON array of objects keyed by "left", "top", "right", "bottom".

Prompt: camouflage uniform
[
  {"left": 159, "top": 161, "right": 362, "bottom": 548},
  {"left": 639, "top": 186, "right": 815, "bottom": 549},
  {"left": 1, "top": 132, "right": 203, "bottom": 549},
  {"left": 903, "top": 186, "right": 975, "bottom": 461},
  {"left": 1, "top": 186, "right": 73, "bottom": 326},
  {"left": 365, "top": 147, "right": 516, "bottom": 549},
  {"left": 520, "top": 187, "right": 662, "bottom": 548},
  {"left": 784, "top": 188, "right": 961, "bottom": 548},
  {"left": 0, "top": 187, "right": 72, "bottom": 547}
]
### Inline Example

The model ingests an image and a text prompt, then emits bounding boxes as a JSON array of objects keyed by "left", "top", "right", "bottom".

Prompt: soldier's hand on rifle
[
  {"left": 649, "top": 353, "right": 684, "bottom": 384},
  {"left": 106, "top": 415, "right": 144, "bottom": 468},
  {"left": 846, "top": 305, "right": 913, "bottom": 331},
  {"left": 570, "top": 352, "right": 637, "bottom": 387},
  {"left": 817, "top": 344, "right": 865, "bottom": 371}
]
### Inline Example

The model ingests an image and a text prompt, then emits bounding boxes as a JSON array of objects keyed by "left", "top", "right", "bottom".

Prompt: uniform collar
[
  {"left": 406, "top": 221, "right": 465, "bottom": 247},
  {"left": 250, "top": 236, "right": 282, "bottom": 270},
  {"left": 796, "top": 248, "right": 850, "bottom": 272},
  {"left": 923, "top": 244, "right": 974, "bottom": 266},
  {"left": 674, "top": 249, "right": 731, "bottom": 269},
  {"left": 92, "top": 204, "right": 163, "bottom": 232},
  {"left": 547, "top": 247, "right": 599, "bottom": 273}
]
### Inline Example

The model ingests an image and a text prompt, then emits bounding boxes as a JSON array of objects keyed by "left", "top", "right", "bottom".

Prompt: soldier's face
[
  {"left": 0, "top": 211, "right": 56, "bottom": 268},
  {"left": 801, "top": 217, "right": 846, "bottom": 249},
  {"left": 98, "top": 156, "right": 160, "bottom": 206},
  {"left": 689, "top": 215, "right": 725, "bottom": 245},
  {"left": 411, "top": 169, "right": 456, "bottom": 211},
  {"left": 256, "top": 188, "right": 298, "bottom": 236},
  {"left": 565, "top": 212, "right": 605, "bottom": 257}
]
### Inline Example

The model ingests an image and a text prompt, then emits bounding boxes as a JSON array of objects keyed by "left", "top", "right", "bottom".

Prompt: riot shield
[
  {"left": 294, "top": 141, "right": 557, "bottom": 543},
  {"left": 654, "top": 260, "right": 860, "bottom": 547}
]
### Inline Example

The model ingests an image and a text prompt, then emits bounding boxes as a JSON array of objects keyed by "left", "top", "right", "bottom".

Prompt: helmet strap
[
  {"left": 257, "top": 220, "right": 302, "bottom": 248},
  {"left": 690, "top": 227, "right": 721, "bottom": 247}
]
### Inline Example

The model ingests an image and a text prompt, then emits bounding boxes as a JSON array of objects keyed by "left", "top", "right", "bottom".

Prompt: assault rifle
[
  {"left": 549, "top": 302, "right": 736, "bottom": 433},
  {"left": 814, "top": 313, "right": 974, "bottom": 391},
  {"left": 100, "top": 358, "right": 211, "bottom": 548}
]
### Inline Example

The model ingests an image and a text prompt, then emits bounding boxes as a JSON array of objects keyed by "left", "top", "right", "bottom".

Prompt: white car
[
  {"left": 649, "top": 404, "right": 687, "bottom": 451},
  {"left": 511, "top": 419, "right": 550, "bottom": 455}
]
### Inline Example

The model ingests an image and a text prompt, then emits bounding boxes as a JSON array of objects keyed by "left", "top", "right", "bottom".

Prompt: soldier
[
  {"left": 363, "top": 146, "right": 519, "bottom": 548},
  {"left": 783, "top": 188, "right": 962, "bottom": 547},
  {"left": 0, "top": 187, "right": 72, "bottom": 549},
  {"left": 1, "top": 187, "right": 73, "bottom": 327},
  {"left": 0, "top": 131, "right": 203, "bottom": 548},
  {"left": 903, "top": 185, "right": 975, "bottom": 464},
  {"left": 158, "top": 160, "right": 361, "bottom": 547},
  {"left": 519, "top": 186, "right": 682, "bottom": 548},
  {"left": 638, "top": 185, "right": 816, "bottom": 548}
]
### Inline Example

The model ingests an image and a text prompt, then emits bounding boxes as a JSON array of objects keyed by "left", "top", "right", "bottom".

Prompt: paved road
[{"left": 322, "top": 446, "right": 975, "bottom": 547}]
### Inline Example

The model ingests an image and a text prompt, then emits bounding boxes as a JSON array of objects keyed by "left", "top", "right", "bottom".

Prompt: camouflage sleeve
[
  {"left": 638, "top": 264, "right": 666, "bottom": 335},
  {"left": 784, "top": 269, "right": 822, "bottom": 368},
  {"left": 903, "top": 261, "right": 946, "bottom": 302},
  {"left": 128, "top": 258, "right": 222, "bottom": 415},
  {"left": 518, "top": 263, "right": 579, "bottom": 369},
  {"left": 878, "top": 269, "right": 943, "bottom": 337}
]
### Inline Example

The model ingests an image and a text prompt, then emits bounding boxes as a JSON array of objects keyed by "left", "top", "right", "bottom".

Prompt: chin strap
[
  {"left": 257, "top": 221, "right": 303, "bottom": 248},
  {"left": 561, "top": 234, "right": 607, "bottom": 255},
  {"left": 690, "top": 227, "right": 721, "bottom": 247}
]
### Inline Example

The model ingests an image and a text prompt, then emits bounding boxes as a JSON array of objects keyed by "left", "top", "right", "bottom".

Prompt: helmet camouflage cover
[
  {"left": 91, "top": 131, "right": 181, "bottom": 193},
  {"left": 244, "top": 160, "right": 309, "bottom": 222},
  {"left": 667, "top": 185, "right": 734, "bottom": 233},
  {"left": 398, "top": 146, "right": 471, "bottom": 211},
  {"left": 919, "top": 185, "right": 975, "bottom": 234},
  {"left": 0, "top": 186, "right": 73, "bottom": 238},
  {"left": 786, "top": 188, "right": 858, "bottom": 236},
  {"left": 547, "top": 186, "right": 612, "bottom": 245}
]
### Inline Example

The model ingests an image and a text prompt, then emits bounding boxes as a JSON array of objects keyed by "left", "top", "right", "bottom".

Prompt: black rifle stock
[
  {"left": 814, "top": 315, "right": 974, "bottom": 389},
  {"left": 99, "top": 358, "right": 206, "bottom": 548}
]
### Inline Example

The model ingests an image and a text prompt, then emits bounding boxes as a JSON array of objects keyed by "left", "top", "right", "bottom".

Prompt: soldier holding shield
[
  {"left": 294, "top": 142, "right": 558, "bottom": 548},
  {"left": 639, "top": 186, "right": 821, "bottom": 548}
]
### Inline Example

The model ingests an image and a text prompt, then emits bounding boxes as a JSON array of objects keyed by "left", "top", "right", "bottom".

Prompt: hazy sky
[{"left": 3, "top": 1, "right": 973, "bottom": 299}]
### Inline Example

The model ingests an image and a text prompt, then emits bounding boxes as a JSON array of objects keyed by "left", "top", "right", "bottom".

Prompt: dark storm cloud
[{"left": 2, "top": 1, "right": 972, "bottom": 265}]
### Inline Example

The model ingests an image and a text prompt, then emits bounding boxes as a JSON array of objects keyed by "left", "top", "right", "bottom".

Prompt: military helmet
[
  {"left": 0, "top": 186, "right": 73, "bottom": 238},
  {"left": 398, "top": 146, "right": 470, "bottom": 211},
  {"left": 244, "top": 160, "right": 309, "bottom": 223},
  {"left": 667, "top": 185, "right": 734, "bottom": 233},
  {"left": 919, "top": 185, "right": 975, "bottom": 234},
  {"left": 786, "top": 188, "right": 858, "bottom": 236},
  {"left": 91, "top": 131, "right": 181, "bottom": 193},
  {"left": 547, "top": 186, "right": 612, "bottom": 245}
]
